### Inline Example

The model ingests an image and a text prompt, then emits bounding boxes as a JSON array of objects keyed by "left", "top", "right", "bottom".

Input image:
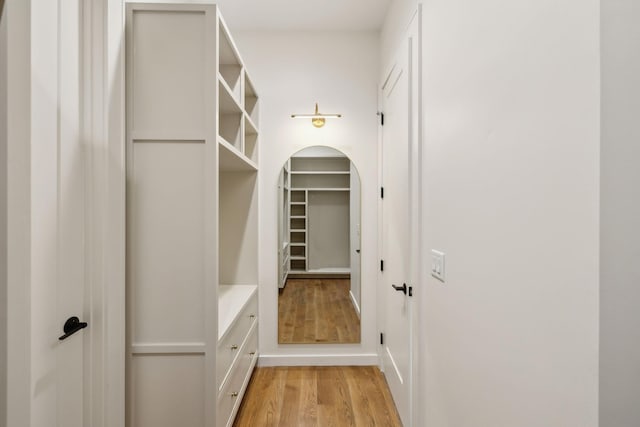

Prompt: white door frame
[
  {"left": 409, "top": 7, "right": 423, "bottom": 427},
  {"left": 377, "top": 6, "right": 422, "bottom": 427},
  {"left": 4, "top": 0, "right": 126, "bottom": 425},
  {"left": 82, "top": 0, "right": 127, "bottom": 426}
]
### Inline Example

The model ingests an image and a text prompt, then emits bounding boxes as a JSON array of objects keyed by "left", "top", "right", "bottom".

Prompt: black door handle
[
  {"left": 59, "top": 316, "right": 88, "bottom": 341},
  {"left": 392, "top": 283, "right": 407, "bottom": 295}
]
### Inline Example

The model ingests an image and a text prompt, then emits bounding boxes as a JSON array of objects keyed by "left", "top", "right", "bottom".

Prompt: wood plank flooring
[
  {"left": 278, "top": 278, "right": 361, "bottom": 344},
  {"left": 233, "top": 366, "right": 402, "bottom": 427}
]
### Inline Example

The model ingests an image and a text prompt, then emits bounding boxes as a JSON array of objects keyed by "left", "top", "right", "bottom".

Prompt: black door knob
[
  {"left": 391, "top": 283, "right": 407, "bottom": 295},
  {"left": 59, "top": 316, "right": 88, "bottom": 341}
]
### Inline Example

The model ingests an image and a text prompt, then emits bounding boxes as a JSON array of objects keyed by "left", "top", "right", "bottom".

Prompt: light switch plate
[{"left": 431, "top": 250, "right": 445, "bottom": 282}]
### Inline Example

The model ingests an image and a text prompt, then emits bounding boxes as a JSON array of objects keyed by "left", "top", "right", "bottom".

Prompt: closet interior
[
  {"left": 279, "top": 151, "right": 353, "bottom": 288},
  {"left": 126, "top": 4, "right": 259, "bottom": 427}
]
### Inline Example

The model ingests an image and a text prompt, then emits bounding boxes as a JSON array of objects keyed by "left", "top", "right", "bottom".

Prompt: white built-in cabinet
[
  {"left": 126, "top": 4, "right": 259, "bottom": 427},
  {"left": 279, "top": 155, "right": 351, "bottom": 286}
]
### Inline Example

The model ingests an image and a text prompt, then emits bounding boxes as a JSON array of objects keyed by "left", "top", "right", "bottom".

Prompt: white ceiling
[{"left": 212, "top": 0, "right": 393, "bottom": 31}]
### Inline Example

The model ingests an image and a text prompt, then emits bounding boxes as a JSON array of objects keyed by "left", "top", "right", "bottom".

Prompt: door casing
[{"left": 378, "top": 7, "right": 422, "bottom": 427}]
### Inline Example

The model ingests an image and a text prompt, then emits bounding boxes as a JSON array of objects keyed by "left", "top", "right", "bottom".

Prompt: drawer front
[
  {"left": 243, "top": 323, "right": 258, "bottom": 364},
  {"left": 217, "top": 325, "right": 258, "bottom": 427},
  {"left": 242, "top": 294, "right": 258, "bottom": 331},
  {"left": 217, "top": 294, "right": 258, "bottom": 391}
]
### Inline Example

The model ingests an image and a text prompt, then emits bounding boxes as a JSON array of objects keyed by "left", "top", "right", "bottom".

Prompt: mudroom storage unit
[{"left": 126, "top": 4, "right": 259, "bottom": 427}]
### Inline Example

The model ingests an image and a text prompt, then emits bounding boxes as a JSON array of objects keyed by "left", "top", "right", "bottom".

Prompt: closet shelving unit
[
  {"left": 216, "top": 13, "right": 260, "bottom": 427},
  {"left": 286, "top": 156, "right": 351, "bottom": 275},
  {"left": 288, "top": 190, "right": 308, "bottom": 272},
  {"left": 126, "top": 4, "right": 259, "bottom": 427}
]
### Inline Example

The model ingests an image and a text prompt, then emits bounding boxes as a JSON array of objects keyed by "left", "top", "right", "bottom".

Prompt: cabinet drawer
[
  {"left": 243, "top": 322, "right": 258, "bottom": 362},
  {"left": 217, "top": 325, "right": 258, "bottom": 427},
  {"left": 217, "top": 294, "right": 258, "bottom": 391}
]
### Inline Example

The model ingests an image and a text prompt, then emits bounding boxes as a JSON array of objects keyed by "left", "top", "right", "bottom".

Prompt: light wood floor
[
  {"left": 278, "top": 278, "right": 360, "bottom": 344},
  {"left": 233, "top": 366, "right": 402, "bottom": 427}
]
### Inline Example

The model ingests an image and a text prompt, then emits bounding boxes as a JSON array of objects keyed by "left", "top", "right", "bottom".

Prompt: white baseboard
[
  {"left": 258, "top": 353, "right": 379, "bottom": 367},
  {"left": 349, "top": 290, "right": 361, "bottom": 319}
]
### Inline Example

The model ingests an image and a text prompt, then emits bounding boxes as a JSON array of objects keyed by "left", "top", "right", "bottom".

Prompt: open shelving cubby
[
  {"left": 291, "top": 190, "right": 306, "bottom": 203},
  {"left": 290, "top": 156, "right": 350, "bottom": 190},
  {"left": 219, "top": 80, "right": 244, "bottom": 152},
  {"left": 218, "top": 20, "right": 242, "bottom": 101},
  {"left": 244, "top": 72, "right": 259, "bottom": 126},
  {"left": 244, "top": 115, "right": 258, "bottom": 164},
  {"left": 216, "top": 16, "right": 259, "bottom": 173},
  {"left": 290, "top": 173, "right": 350, "bottom": 190},
  {"left": 291, "top": 156, "right": 350, "bottom": 172}
]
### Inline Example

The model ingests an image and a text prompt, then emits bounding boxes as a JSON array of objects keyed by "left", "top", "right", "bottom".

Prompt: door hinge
[
  {"left": 380, "top": 332, "right": 384, "bottom": 345},
  {"left": 378, "top": 111, "right": 384, "bottom": 126},
  {"left": 380, "top": 260, "right": 384, "bottom": 271},
  {"left": 408, "top": 285, "right": 413, "bottom": 297},
  {"left": 380, "top": 187, "right": 384, "bottom": 199}
]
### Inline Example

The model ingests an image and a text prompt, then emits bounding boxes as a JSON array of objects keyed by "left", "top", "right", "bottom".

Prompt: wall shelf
[
  {"left": 290, "top": 171, "right": 350, "bottom": 175},
  {"left": 219, "top": 137, "right": 258, "bottom": 172},
  {"left": 244, "top": 113, "right": 258, "bottom": 135},
  {"left": 291, "top": 187, "right": 350, "bottom": 191},
  {"left": 290, "top": 157, "right": 350, "bottom": 172},
  {"left": 244, "top": 72, "right": 259, "bottom": 125},
  {"left": 244, "top": 115, "right": 258, "bottom": 163},
  {"left": 219, "top": 81, "right": 243, "bottom": 151},
  {"left": 219, "top": 65, "right": 242, "bottom": 100}
]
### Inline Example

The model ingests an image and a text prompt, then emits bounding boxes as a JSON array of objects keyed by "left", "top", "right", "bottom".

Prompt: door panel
[
  {"left": 381, "top": 51, "right": 411, "bottom": 425},
  {"left": 31, "top": 0, "right": 85, "bottom": 425},
  {"left": 58, "top": 0, "right": 85, "bottom": 423},
  {"left": 381, "top": 13, "right": 420, "bottom": 427}
]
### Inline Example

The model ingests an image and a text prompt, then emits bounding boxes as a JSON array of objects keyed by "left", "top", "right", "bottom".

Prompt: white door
[
  {"left": 30, "top": 1, "right": 87, "bottom": 425},
  {"left": 380, "top": 12, "right": 420, "bottom": 427}
]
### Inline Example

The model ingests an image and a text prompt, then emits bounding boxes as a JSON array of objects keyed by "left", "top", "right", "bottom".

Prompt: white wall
[
  {"left": 0, "top": 4, "right": 7, "bottom": 426},
  {"left": 380, "top": 0, "right": 417, "bottom": 73},
  {"left": 380, "top": 0, "right": 601, "bottom": 425},
  {"left": 600, "top": 1, "right": 640, "bottom": 425},
  {"left": 234, "top": 31, "right": 380, "bottom": 364}
]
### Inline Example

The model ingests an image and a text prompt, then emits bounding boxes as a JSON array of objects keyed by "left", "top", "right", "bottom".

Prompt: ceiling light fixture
[{"left": 291, "top": 103, "right": 342, "bottom": 128}]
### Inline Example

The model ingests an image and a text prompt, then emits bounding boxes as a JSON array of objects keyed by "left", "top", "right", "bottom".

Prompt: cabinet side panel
[
  {"left": 131, "top": 10, "right": 206, "bottom": 137},
  {"left": 132, "top": 354, "right": 205, "bottom": 427},
  {"left": 131, "top": 142, "right": 205, "bottom": 343}
]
